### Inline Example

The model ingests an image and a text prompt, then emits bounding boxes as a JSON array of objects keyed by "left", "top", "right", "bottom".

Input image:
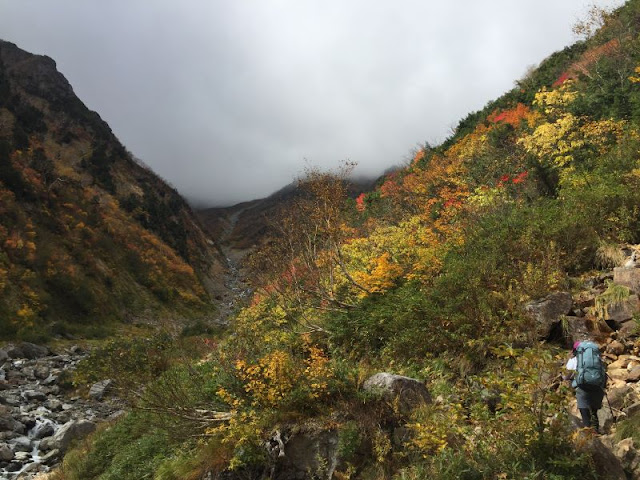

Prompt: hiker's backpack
[{"left": 574, "top": 341, "right": 607, "bottom": 391}]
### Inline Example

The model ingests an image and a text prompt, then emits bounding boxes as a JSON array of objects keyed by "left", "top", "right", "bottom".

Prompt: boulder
[
  {"left": 628, "top": 366, "right": 640, "bottom": 382},
  {"left": 618, "top": 320, "right": 638, "bottom": 339},
  {"left": 39, "top": 419, "right": 96, "bottom": 453},
  {"left": 608, "top": 355, "right": 632, "bottom": 370},
  {"left": 605, "top": 385, "right": 633, "bottom": 411},
  {"left": 4, "top": 343, "right": 49, "bottom": 360},
  {"left": 624, "top": 402, "right": 640, "bottom": 417},
  {"left": 564, "top": 317, "right": 591, "bottom": 344},
  {"left": 0, "top": 349, "right": 8, "bottom": 364},
  {"left": 33, "top": 365, "right": 50, "bottom": 380},
  {"left": 607, "top": 368, "right": 630, "bottom": 382},
  {"left": 614, "top": 267, "right": 640, "bottom": 293},
  {"left": 39, "top": 448, "right": 61, "bottom": 466},
  {"left": 11, "top": 436, "right": 32, "bottom": 452},
  {"left": 605, "top": 295, "right": 640, "bottom": 327},
  {"left": 524, "top": 292, "right": 573, "bottom": 339},
  {"left": 614, "top": 438, "right": 640, "bottom": 479},
  {"left": 363, "top": 373, "right": 431, "bottom": 413},
  {"left": 0, "top": 415, "right": 25, "bottom": 434},
  {"left": 88, "top": 379, "right": 113, "bottom": 401},
  {"left": 607, "top": 340, "right": 626, "bottom": 356},
  {"left": 23, "top": 390, "right": 47, "bottom": 401},
  {"left": 0, "top": 443, "right": 13, "bottom": 461},
  {"left": 598, "top": 405, "right": 615, "bottom": 433},
  {"left": 579, "top": 435, "right": 627, "bottom": 480},
  {"left": 274, "top": 428, "right": 339, "bottom": 480},
  {"left": 13, "top": 451, "right": 30, "bottom": 462}
]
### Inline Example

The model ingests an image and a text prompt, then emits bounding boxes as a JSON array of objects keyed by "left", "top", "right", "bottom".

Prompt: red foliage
[
  {"left": 355, "top": 193, "right": 366, "bottom": 212},
  {"left": 488, "top": 103, "right": 530, "bottom": 127},
  {"left": 511, "top": 171, "right": 528, "bottom": 184},
  {"left": 379, "top": 173, "right": 401, "bottom": 199},
  {"left": 553, "top": 72, "right": 571, "bottom": 87}
]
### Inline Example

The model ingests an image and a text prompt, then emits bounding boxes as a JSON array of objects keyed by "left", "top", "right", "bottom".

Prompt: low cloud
[{"left": 0, "top": 0, "right": 624, "bottom": 206}]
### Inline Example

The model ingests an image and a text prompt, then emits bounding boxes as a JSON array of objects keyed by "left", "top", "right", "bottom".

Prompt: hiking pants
[{"left": 579, "top": 407, "right": 600, "bottom": 432}]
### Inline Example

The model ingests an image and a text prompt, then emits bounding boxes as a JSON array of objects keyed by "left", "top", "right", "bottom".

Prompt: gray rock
[
  {"left": 0, "top": 416, "right": 25, "bottom": 434},
  {"left": 598, "top": 406, "right": 615, "bottom": 433},
  {"left": 275, "top": 429, "right": 339, "bottom": 480},
  {"left": 89, "top": 379, "right": 113, "bottom": 401},
  {"left": 606, "top": 385, "right": 633, "bottom": 411},
  {"left": 580, "top": 435, "right": 627, "bottom": 480},
  {"left": 0, "top": 349, "right": 8, "bottom": 364},
  {"left": 11, "top": 436, "right": 31, "bottom": 452},
  {"left": 363, "top": 373, "right": 431, "bottom": 413},
  {"left": 45, "top": 399, "right": 62, "bottom": 412},
  {"left": 524, "top": 292, "right": 573, "bottom": 339},
  {"left": 0, "top": 443, "right": 13, "bottom": 461},
  {"left": 32, "top": 421, "right": 55, "bottom": 440},
  {"left": 5, "top": 343, "right": 49, "bottom": 360},
  {"left": 41, "top": 374, "right": 58, "bottom": 386},
  {"left": 13, "top": 451, "right": 29, "bottom": 462},
  {"left": 23, "top": 390, "right": 47, "bottom": 402},
  {"left": 564, "top": 317, "right": 591, "bottom": 344},
  {"left": 39, "top": 448, "right": 61, "bottom": 465},
  {"left": 40, "top": 419, "right": 96, "bottom": 453},
  {"left": 624, "top": 402, "right": 640, "bottom": 417},
  {"left": 605, "top": 295, "right": 639, "bottom": 327},
  {"left": 33, "top": 365, "right": 50, "bottom": 380},
  {"left": 1, "top": 395, "right": 21, "bottom": 407},
  {"left": 614, "top": 267, "right": 640, "bottom": 294}
]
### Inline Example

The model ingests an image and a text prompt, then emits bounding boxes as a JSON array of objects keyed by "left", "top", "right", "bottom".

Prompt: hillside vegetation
[
  {"left": 50, "top": 1, "right": 640, "bottom": 479},
  {"left": 0, "top": 40, "right": 227, "bottom": 341}
]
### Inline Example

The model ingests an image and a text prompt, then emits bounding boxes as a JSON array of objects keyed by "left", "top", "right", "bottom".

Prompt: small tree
[{"left": 250, "top": 161, "right": 369, "bottom": 314}]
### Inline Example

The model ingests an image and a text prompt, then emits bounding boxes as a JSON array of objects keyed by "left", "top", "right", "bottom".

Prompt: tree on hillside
[{"left": 250, "top": 162, "right": 370, "bottom": 314}]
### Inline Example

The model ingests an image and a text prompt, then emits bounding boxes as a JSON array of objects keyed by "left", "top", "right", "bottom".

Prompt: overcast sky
[{"left": 0, "top": 0, "right": 625, "bottom": 207}]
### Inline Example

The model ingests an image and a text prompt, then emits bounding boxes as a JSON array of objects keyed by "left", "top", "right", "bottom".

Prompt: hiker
[{"left": 564, "top": 340, "right": 606, "bottom": 433}]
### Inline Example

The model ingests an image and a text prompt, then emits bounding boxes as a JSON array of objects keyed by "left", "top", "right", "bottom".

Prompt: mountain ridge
[{"left": 0, "top": 39, "right": 228, "bottom": 339}]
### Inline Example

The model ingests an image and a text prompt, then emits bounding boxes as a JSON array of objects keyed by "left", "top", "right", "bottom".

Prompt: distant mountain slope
[
  {"left": 0, "top": 40, "right": 225, "bottom": 339},
  {"left": 197, "top": 177, "right": 379, "bottom": 255}
]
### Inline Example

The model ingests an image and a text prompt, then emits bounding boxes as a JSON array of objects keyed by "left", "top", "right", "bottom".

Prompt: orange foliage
[{"left": 488, "top": 103, "right": 531, "bottom": 127}]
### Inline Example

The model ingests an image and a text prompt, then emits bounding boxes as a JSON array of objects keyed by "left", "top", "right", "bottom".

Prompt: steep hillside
[{"left": 0, "top": 40, "right": 226, "bottom": 340}]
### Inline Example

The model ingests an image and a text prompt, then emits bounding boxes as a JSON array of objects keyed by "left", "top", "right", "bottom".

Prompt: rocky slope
[{"left": 0, "top": 342, "right": 123, "bottom": 479}]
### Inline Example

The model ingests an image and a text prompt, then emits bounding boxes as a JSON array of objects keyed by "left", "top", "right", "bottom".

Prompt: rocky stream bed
[{"left": 0, "top": 342, "right": 123, "bottom": 480}]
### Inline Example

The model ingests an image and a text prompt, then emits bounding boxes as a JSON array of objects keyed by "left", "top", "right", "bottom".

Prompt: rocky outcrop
[{"left": 363, "top": 373, "right": 432, "bottom": 414}]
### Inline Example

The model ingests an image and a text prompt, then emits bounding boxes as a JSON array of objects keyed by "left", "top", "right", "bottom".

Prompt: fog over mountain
[{"left": 0, "top": 0, "right": 624, "bottom": 206}]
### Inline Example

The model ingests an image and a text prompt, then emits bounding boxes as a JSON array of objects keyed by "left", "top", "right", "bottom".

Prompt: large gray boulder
[
  {"left": 614, "top": 267, "right": 640, "bottom": 294},
  {"left": 273, "top": 429, "right": 339, "bottom": 480},
  {"left": 40, "top": 419, "right": 96, "bottom": 453},
  {"left": 363, "top": 373, "right": 431, "bottom": 414},
  {"left": 605, "top": 295, "right": 639, "bottom": 327},
  {"left": 0, "top": 443, "right": 13, "bottom": 461},
  {"left": 524, "top": 292, "right": 573, "bottom": 339}
]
